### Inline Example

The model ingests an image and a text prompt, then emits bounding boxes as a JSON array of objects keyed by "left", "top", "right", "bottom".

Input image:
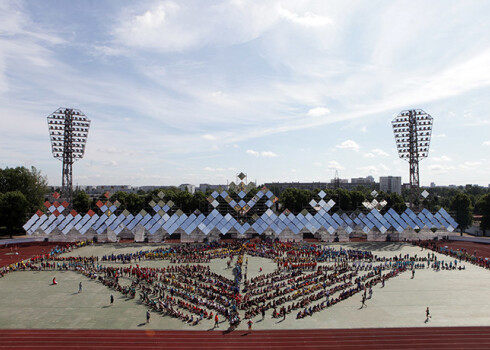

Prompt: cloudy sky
[{"left": 1, "top": 0, "right": 489, "bottom": 187}]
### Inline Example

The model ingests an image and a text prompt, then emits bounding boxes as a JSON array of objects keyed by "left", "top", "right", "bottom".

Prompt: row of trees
[
  {"left": 73, "top": 188, "right": 212, "bottom": 215},
  {"left": 1, "top": 165, "right": 490, "bottom": 237},
  {"left": 71, "top": 185, "right": 490, "bottom": 237}
]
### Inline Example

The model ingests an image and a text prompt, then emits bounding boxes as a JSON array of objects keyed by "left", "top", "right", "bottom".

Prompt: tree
[
  {"left": 125, "top": 193, "right": 145, "bottom": 214},
  {"left": 334, "top": 189, "right": 351, "bottom": 211},
  {"left": 0, "top": 191, "right": 29, "bottom": 238},
  {"left": 279, "top": 188, "right": 313, "bottom": 213},
  {"left": 0, "top": 166, "right": 48, "bottom": 214},
  {"left": 386, "top": 193, "right": 407, "bottom": 214},
  {"left": 73, "top": 190, "right": 91, "bottom": 213},
  {"left": 450, "top": 193, "right": 472, "bottom": 236},
  {"left": 349, "top": 191, "right": 365, "bottom": 211},
  {"left": 476, "top": 194, "right": 490, "bottom": 236}
]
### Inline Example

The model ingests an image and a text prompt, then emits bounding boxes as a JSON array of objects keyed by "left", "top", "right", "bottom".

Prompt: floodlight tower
[
  {"left": 47, "top": 108, "right": 91, "bottom": 206},
  {"left": 392, "top": 109, "right": 433, "bottom": 210}
]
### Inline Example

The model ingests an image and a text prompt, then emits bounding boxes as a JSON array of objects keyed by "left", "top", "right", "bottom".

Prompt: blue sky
[{"left": 0, "top": 0, "right": 489, "bottom": 187}]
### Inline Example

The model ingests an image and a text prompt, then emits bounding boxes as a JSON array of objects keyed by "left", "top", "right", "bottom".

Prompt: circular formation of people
[{"left": 2, "top": 239, "right": 486, "bottom": 330}]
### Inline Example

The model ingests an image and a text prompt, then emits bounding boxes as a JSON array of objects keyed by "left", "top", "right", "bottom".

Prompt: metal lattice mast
[
  {"left": 408, "top": 110, "right": 420, "bottom": 209},
  {"left": 47, "top": 108, "right": 91, "bottom": 206},
  {"left": 392, "top": 109, "right": 433, "bottom": 210},
  {"left": 61, "top": 109, "right": 74, "bottom": 203}
]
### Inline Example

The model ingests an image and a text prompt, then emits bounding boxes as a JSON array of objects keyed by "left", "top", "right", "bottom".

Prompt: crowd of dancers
[{"left": 0, "top": 239, "right": 478, "bottom": 329}]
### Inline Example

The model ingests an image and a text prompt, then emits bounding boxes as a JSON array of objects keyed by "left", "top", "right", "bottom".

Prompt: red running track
[
  {"left": 1, "top": 327, "right": 490, "bottom": 350},
  {"left": 0, "top": 242, "right": 60, "bottom": 268},
  {"left": 435, "top": 241, "right": 490, "bottom": 260}
]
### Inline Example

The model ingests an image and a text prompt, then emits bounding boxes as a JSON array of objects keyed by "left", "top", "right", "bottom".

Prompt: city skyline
[{"left": 1, "top": 1, "right": 489, "bottom": 187}]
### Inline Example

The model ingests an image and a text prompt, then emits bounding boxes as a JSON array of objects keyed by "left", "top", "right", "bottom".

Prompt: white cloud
[
  {"left": 365, "top": 148, "right": 389, "bottom": 158},
  {"left": 336, "top": 140, "right": 360, "bottom": 152},
  {"left": 483, "top": 141, "right": 490, "bottom": 146},
  {"left": 432, "top": 155, "right": 452, "bottom": 162},
  {"left": 279, "top": 6, "right": 333, "bottom": 27},
  {"left": 432, "top": 133, "right": 446, "bottom": 138},
  {"left": 261, "top": 151, "right": 278, "bottom": 158},
  {"left": 429, "top": 164, "right": 456, "bottom": 174},
  {"left": 357, "top": 163, "right": 390, "bottom": 175},
  {"left": 202, "top": 134, "right": 216, "bottom": 141},
  {"left": 372, "top": 149, "right": 389, "bottom": 157},
  {"left": 307, "top": 106, "right": 330, "bottom": 117},
  {"left": 203, "top": 166, "right": 225, "bottom": 172},
  {"left": 459, "top": 161, "right": 482, "bottom": 170},
  {"left": 112, "top": 1, "right": 281, "bottom": 52},
  {"left": 328, "top": 160, "right": 345, "bottom": 170},
  {"left": 246, "top": 149, "right": 278, "bottom": 158}
]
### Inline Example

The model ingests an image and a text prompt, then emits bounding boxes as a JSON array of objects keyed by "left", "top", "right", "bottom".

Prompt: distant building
[
  {"left": 178, "top": 184, "right": 196, "bottom": 194},
  {"left": 379, "top": 176, "right": 402, "bottom": 195},
  {"left": 197, "top": 184, "right": 228, "bottom": 192},
  {"left": 83, "top": 185, "right": 136, "bottom": 195},
  {"left": 430, "top": 182, "right": 436, "bottom": 187},
  {"left": 351, "top": 176, "right": 375, "bottom": 184}
]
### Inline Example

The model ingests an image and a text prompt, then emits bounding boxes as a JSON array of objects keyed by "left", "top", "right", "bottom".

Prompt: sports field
[{"left": 1, "top": 241, "right": 490, "bottom": 332}]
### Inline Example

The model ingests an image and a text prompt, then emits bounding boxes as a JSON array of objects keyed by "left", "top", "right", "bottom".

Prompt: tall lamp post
[
  {"left": 47, "top": 108, "right": 91, "bottom": 206},
  {"left": 392, "top": 109, "right": 432, "bottom": 210}
]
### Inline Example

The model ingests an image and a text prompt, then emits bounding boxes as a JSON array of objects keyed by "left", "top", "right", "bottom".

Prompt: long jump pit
[{"left": 1, "top": 240, "right": 490, "bottom": 349}]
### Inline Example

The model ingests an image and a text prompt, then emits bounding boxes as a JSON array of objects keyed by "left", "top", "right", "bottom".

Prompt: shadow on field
[{"left": 344, "top": 242, "right": 407, "bottom": 252}]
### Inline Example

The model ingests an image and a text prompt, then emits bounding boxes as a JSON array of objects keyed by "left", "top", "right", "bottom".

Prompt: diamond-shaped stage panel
[
  {"left": 238, "top": 172, "right": 246, "bottom": 180},
  {"left": 157, "top": 191, "right": 165, "bottom": 199},
  {"left": 53, "top": 192, "right": 60, "bottom": 199},
  {"left": 421, "top": 190, "right": 430, "bottom": 198},
  {"left": 318, "top": 190, "right": 326, "bottom": 199},
  {"left": 104, "top": 192, "right": 110, "bottom": 199},
  {"left": 371, "top": 190, "right": 378, "bottom": 198},
  {"left": 211, "top": 200, "right": 219, "bottom": 208},
  {"left": 149, "top": 200, "right": 156, "bottom": 207}
]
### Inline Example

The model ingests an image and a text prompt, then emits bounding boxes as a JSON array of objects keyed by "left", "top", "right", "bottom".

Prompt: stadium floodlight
[
  {"left": 47, "top": 108, "right": 91, "bottom": 206},
  {"left": 392, "top": 109, "right": 433, "bottom": 210}
]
